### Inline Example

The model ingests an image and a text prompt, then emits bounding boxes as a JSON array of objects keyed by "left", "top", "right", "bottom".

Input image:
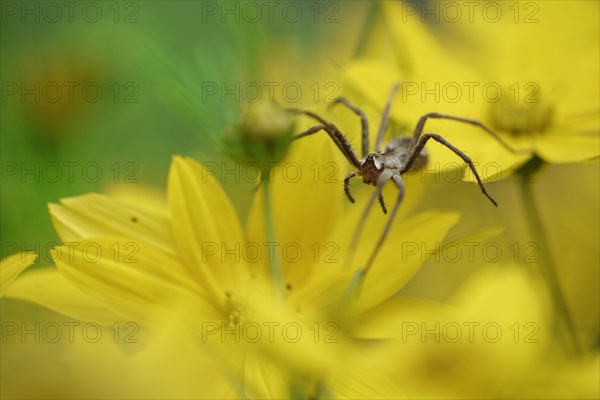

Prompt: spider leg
[
  {"left": 293, "top": 124, "right": 325, "bottom": 139},
  {"left": 289, "top": 109, "right": 361, "bottom": 168},
  {"left": 346, "top": 170, "right": 393, "bottom": 269},
  {"left": 378, "top": 193, "right": 387, "bottom": 214},
  {"left": 330, "top": 97, "right": 370, "bottom": 158},
  {"left": 403, "top": 133, "right": 498, "bottom": 207},
  {"left": 344, "top": 171, "right": 356, "bottom": 203},
  {"left": 374, "top": 84, "right": 400, "bottom": 152},
  {"left": 408, "top": 112, "right": 525, "bottom": 153},
  {"left": 359, "top": 174, "right": 405, "bottom": 286},
  {"left": 293, "top": 124, "right": 352, "bottom": 166}
]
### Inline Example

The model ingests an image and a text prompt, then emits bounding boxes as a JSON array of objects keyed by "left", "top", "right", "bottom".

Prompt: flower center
[
  {"left": 488, "top": 96, "right": 555, "bottom": 136},
  {"left": 225, "top": 291, "right": 251, "bottom": 327}
]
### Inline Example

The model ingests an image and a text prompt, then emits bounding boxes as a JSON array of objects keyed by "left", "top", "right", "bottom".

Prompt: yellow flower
[
  {"left": 5, "top": 134, "right": 472, "bottom": 397},
  {"left": 6, "top": 158, "right": 329, "bottom": 397},
  {"left": 338, "top": 1, "right": 598, "bottom": 360},
  {"left": 381, "top": 264, "right": 587, "bottom": 399},
  {"left": 451, "top": 1, "right": 599, "bottom": 166},
  {"left": 342, "top": 1, "right": 599, "bottom": 182}
]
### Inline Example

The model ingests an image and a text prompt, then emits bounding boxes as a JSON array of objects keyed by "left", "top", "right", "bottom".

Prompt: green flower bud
[
  {"left": 220, "top": 100, "right": 296, "bottom": 166},
  {"left": 239, "top": 100, "right": 295, "bottom": 139}
]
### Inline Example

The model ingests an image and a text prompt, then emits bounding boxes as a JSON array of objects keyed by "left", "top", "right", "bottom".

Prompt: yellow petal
[
  {"left": 1, "top": 323, "right": 135, "bottom": 399},
  {"left": 168, "top": 156, "right": 246, "bottom": 294},
  {"left": 534, "top": 132, "right": 600, "bottom": 163},
  {"left": 447, "top": 265, "right": 550, "bottom": 376},
  {"left": 0, "top": 252, "right": 37, "bottom": 297},
  {"left": 357, "top": 211, "right": 460, "bottom": 313},
  {"left": 381, "top": 0, "right": 476, "bottom": 79},
  {"left": 242, "top": 354, "right": 290, "bottom": 399},
  {"left": 349, "top": 296, "right": 453, "bottom": 339},
  {"left": 460, "top": 143, "right": 533, "bottom": 183},
  {"left": 513, "top": 351, "right": 600, "bottom": 399},
  {"left": 3, "top": 267, "right": 118, "bottom": 324},
  {"left": 326, "top": 342, "right": 407, "bottom": 399},
  {"left": 386, "top": 264, "right": 551, "bottom": 398},
  {"left": 295, "top": 210, "right": 460, "bottom": 316},
  {"left": 342, "top": 59, "right": 403, "bottom": 111},
  {"left": 49, "top": 193, "right": 176, "bottom": 257},
  {"left": 128, "top": 308, "right": 235, "bottom": 399},
  {"left": 52, "top": 237, "right": 214, "bottom": 325},
  {"left": 245, "top": 133, "right": 346, "bottom": 287},
  {"left": 103, "top": 183, "right": 167, "bottom": 215}
]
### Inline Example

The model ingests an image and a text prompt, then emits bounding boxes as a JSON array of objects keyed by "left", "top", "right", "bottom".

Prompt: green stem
[
  {"left": 262, "top": 167, "right": 283, "bottom": 300},
  {"left": 517, "top": 157, "right": 581, "bottom": 357}
]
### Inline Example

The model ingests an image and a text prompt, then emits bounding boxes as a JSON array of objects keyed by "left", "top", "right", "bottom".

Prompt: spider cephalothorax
[
  {"left": 290, "top": 84, "right": 516, "bottom": 281},
  {"left": 358, "top": 137, "right": 428, "bottom": 186}
]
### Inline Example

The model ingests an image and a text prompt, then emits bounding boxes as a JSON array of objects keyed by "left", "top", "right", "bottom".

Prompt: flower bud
[
  {"left": 239, "top": 100, "right": 295, "bottom": 139},
  {"left": 220, "top": 100, "right": 296, "bottom": 165}
]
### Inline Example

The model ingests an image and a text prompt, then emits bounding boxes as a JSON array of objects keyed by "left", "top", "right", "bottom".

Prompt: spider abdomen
[{"left": 383, "top": 137, "right": 429, "bottom": 172}]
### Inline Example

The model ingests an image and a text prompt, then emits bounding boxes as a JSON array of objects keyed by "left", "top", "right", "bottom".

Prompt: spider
[{"left": 290, "top": 84, "right": 517, "bottom": 285}]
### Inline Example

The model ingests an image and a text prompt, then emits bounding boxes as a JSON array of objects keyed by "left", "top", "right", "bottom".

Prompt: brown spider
[{"left": 290, "top": 84, "right": 516, "bottom": 282}]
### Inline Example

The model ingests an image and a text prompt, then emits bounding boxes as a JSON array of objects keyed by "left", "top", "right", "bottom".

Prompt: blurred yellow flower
[
  {"left": 5, "top": 133, "right": 471, "bottom": 397},
  {"left": 0, "top": 304, "right": 233, "bottom": 399},
  {"left": 342, "top": 1, "right": 599, "bottom": 182},
  {"left": 336, "top": 3, "right": 598, "bottom": 359},
  {"left": 383, "top": 264, "right": 599, "bottom": 399},
  {"left": 453, "top": 1, "right": 599, "bottom": 166},
  {"left": 5, "top": 156, "right": 328, "bottom": 398}
]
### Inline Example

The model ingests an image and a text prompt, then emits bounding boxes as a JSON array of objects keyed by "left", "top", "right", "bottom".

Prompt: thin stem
[
  {"left": 517, "top": 157, "right": 581, "bottom": 357},
  {"left": 262, "top": 167, "right": 283, "bottom": 300}
]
